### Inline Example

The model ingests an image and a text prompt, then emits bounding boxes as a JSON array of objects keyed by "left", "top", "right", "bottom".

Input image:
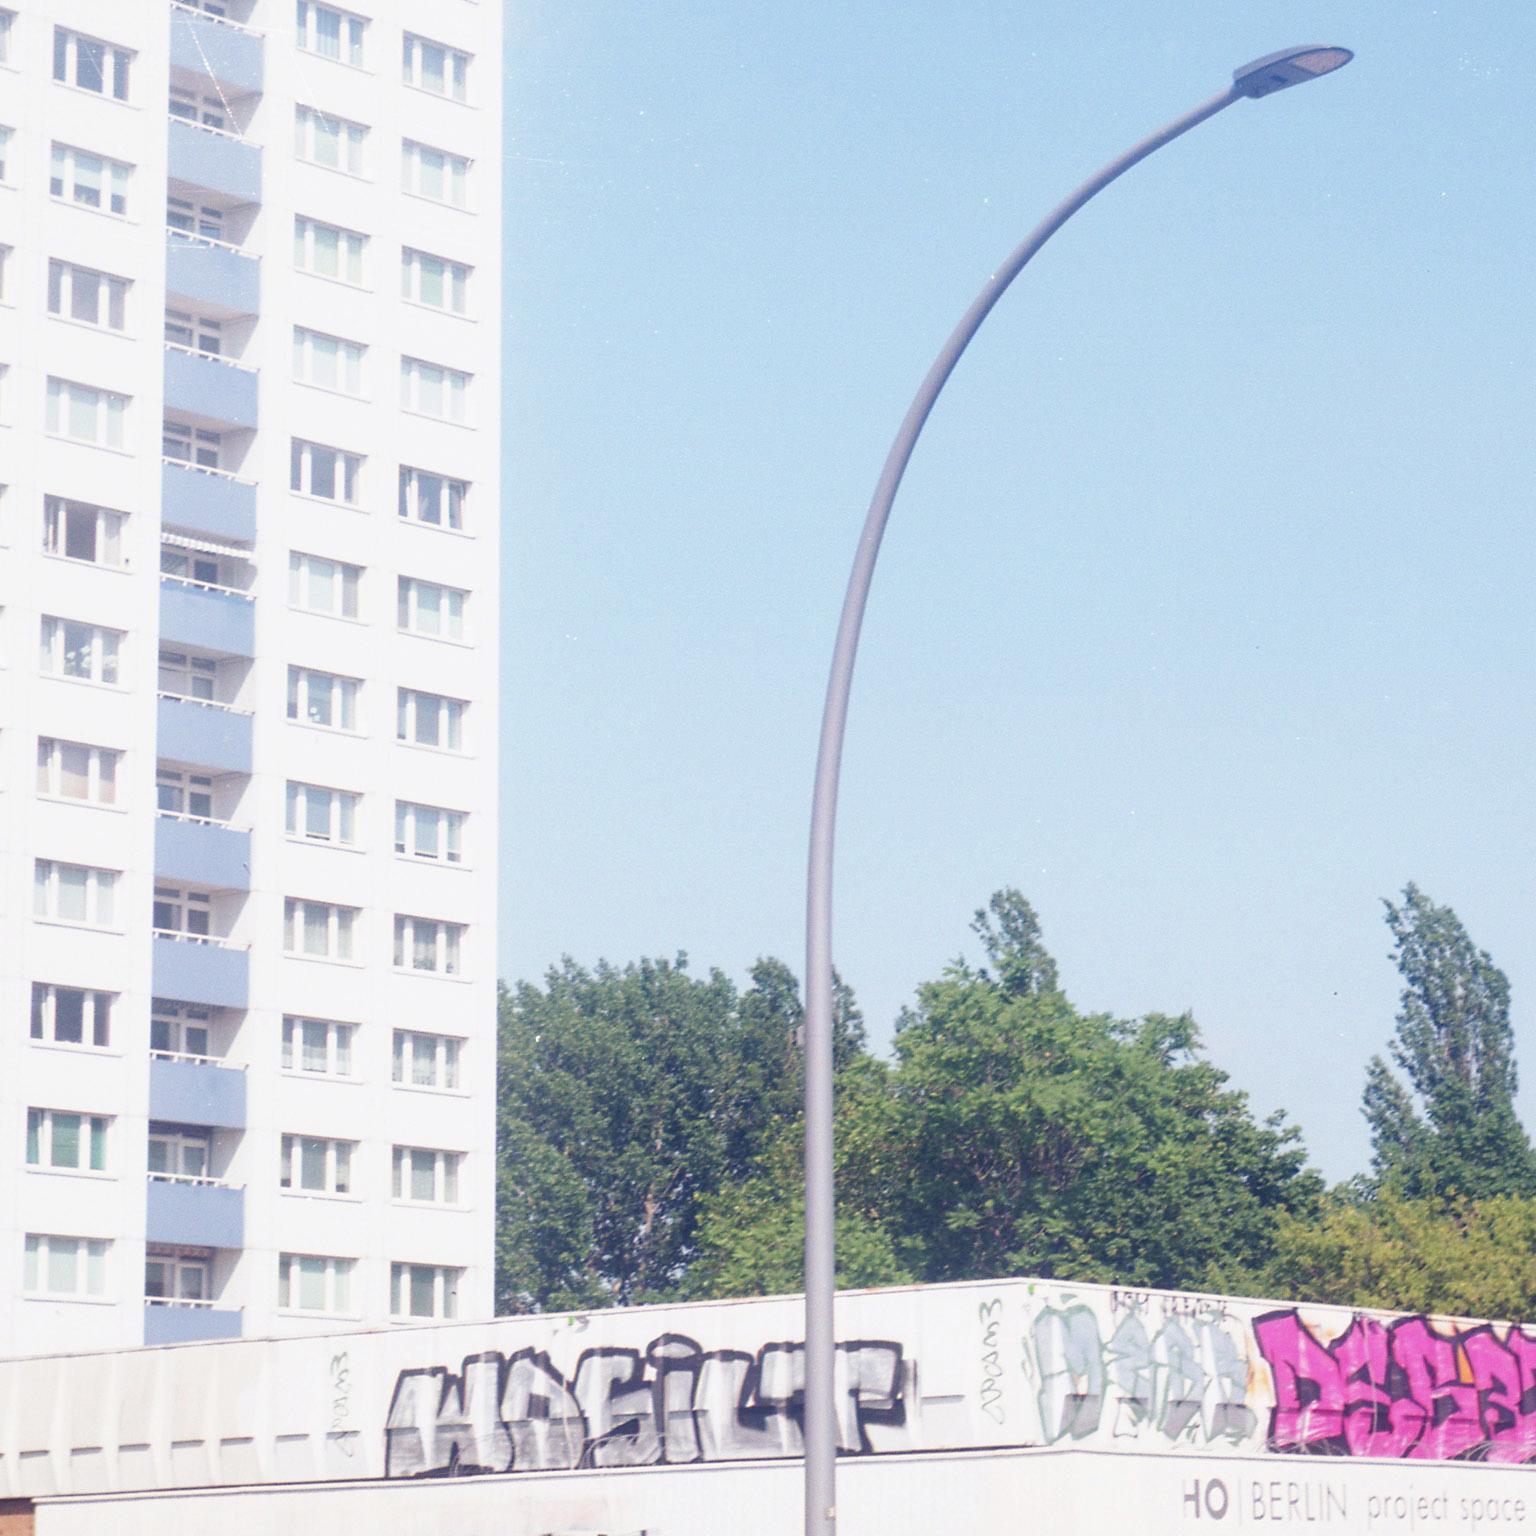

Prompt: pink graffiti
[{"left": 1253, "top": 1309, "right": 1536, "bottom": 1462}]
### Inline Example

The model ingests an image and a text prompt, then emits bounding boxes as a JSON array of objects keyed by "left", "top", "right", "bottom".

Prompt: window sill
[
  {"left": 391, "top": 1082, "right": 471, "bottom": 1098},
  {"left": 276, "top": 1307, "right": 363, "bottom": 1321},
  {"left": 400, "top": 406, "right": 473, "bottom": 431},
  {"left": 392, "top": 968, "right": 471, "bottom": 983},
  {"left": 394, "top": 739, "right": 471, "bottom": 759},
  {"left": 401, "top": 298, "right": 474, "bottom": 324},
  {"left": 285, "top": 834, "right": 366, "bottom": 854},
  {"left": 295, "top": 160, "right": 372, "bottom": 184},
  {"left": 395, "top": 854, "right": 471, "bottom": 872},
  {"left": 389, "top": 1199, "right": 468, "bottom": 1212},
  {"left": 402, "top": 190, "right": 473, "bottom": 216},
  {"left": 49, "top": 196, "right": 134, "bottom": 225},
  {"left": 285, "top": 604, "right": 366, "bottom": 625},
  {"left": 40, "top": 672, "right": 127, "bottom": 693},
  {"left": 26, "top": 1166, "right": 115, "bottom": 1183},
  {"left": 288, "top": 489, "right": 367, "bottom": 514},
  {"left": 33, "top": 916, "right": 124, "bottom": 936},
  {"left": 293, "top": 380, "right": 371, "bottom": 404},
  {"left": 278, "top": 1190, "right": 362, "bottom": 1205},
  {"left": 398, "top": 629, "right": 472, "bottom": 649},
  {"left": 399, "top": 516, "right": 474, "bottom": 539},
  {"left": 47, "top": 313, "right": 134, "bottom": 342},
  {"left": 30, "top": 1040, "right": 120, "bottom": 1059},
  {"left": 279, "top": 1068, "right": 362, "bottom": 1084},
  {"left": 37, "top": 794, "right": 127, "bottom": 815},
  {"left": 283, "top": 951, "right": 365, "bottom": 969},
  {"left": 52, "top": 82, "right": 138, "bottom": 110},
  {"left": 286, "top": 718, "right": 367, "bottom": 739},
  {"left": 41, "top": 551, "right": 131, "bottom": 574},
  {"left": 292, "top": 266, "right": 370, "bottom": 295},
  {"left": 402, "top": 83, "right": 472, "bottom": 109},
  {"left": 44, "top": 432, "right": 134, "bottom": 457},
  {"left": 20, "top": 1291, "right": 114, "bottom": 1307}
]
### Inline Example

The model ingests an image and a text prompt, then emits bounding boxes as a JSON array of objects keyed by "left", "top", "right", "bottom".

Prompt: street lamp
[{"left": 801, "top": 44, "right": 1353, "bottom": 1536}]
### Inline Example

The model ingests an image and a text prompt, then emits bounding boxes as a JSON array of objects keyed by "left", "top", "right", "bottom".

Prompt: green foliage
[{"left": 1363, "top": 884, "right": 1536, "bottom": 1201}]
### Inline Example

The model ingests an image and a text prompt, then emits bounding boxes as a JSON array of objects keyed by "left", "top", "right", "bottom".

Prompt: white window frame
[
  {"left": 166, "top": 196, "right": 223, "bottom": 240},
  {"left": 280, "top": 1134, "right": 356, "bottom": 1196},
  {"left": 392, "top": 1029, "right": 463, "bottom": 1091},
  {"left": 283, "top": 897, "right": 358, "bottom": 962},
  {"left": 145, "top": 1247, "right": 211, "bottom": 1304},
  {"left": 150, "top": 1000, "right": 212, "bottom": 1059},
  {"left": 40, "top": 616, "right": 122, "bottom": 685},
  {"left": 0, "top": 11, "right": 12, "bottom": 68},
  {"left": 34, "top": 860, "right": 118, "bottom": 928},
  {"left": 31, "top": 983, "right": 113, "bottom": 1049},
  {"left": 294, "top": 104, "right": 366, "bottom": 174},
  {"left": 290, "top": 438, "right": 362, "bottom": 504},
  {"left": 0, "top": 243, "right": 11, "bottom": 303},
  {"left": 292, "top": 327, "right": 365, "bottom": 396},
  {"left": 394, "top": 801, "right": 465, "bottom": 865},
  {"left": 401, "top": 139, "right": 470, "bottom": 207},
  {"left": 0, "top": 126, "right": 12, "bottom": 184},
  {"left": 295, "top": 2, "right": 365, "bottom": 66},
  {"left": 158, "top": 648, "right": 217, "bottom": 701},
  {"left": 390, "top": 1261, "right": 460, "bottom": 1320},
  {"left": 392, "top": 914, "right": 464, "bottom": 976},
  {"left": 36, "top": 737, "right": 120, "bottom": 806},
  {"left": 48, "top": 260, "right": 130, "bottom": 332},
  {"left": 43, "top": 496, "right": 126, "bottom": 566},
  {"left": 45, "top": 377, "right": 128, "bottom": 449},
  {"left": 396, "top": 687, "right": 465, "bottom": 751},
  {"left": 153, "top": 884, "right": 212, "bottom": 938},
  {"left": 278, "top": 1252, "right": 355, "bottom": 1314},
  {"left": 293, "top": 214, "right": 366, "bottom": 286},
  {"left": 165, "top": 307, "right": 222, "bottom": 356},
  {"left": 401, "top": 248, "right": 470, "bottom": 315},
  {"left": 168, "top": 84, "right": 227, "bottom": 130},
  {"left": 163, "top": 418, "right": 222, "bottom": 468},
  {"left": 402, "top": 33, "right": 469, "bottom": 101},
  {"left": 52, "top": 26, "right": 132, "bottom": 100},
  {"left": 397, "top": 577, "right": 466, "bottom": 641},
  {"left": 285, "top": 781, "right": 359, "bottom": 846},
  {"left": 391, "top": 1146, "right": 461, "bottom": 1205},
  {"left": 288, "top": 550, "right": 361, "bottom": 616},
  {"left": 24, "top": 1234, "right": 108, "bottom": 1298},
  {"left": 281, "top": 1015, "right": 356, "bottom": 1077},
  {"left": 287, "top": 665, "right": 360, "bottom": 732},
  {"left": 156, "top": 767, "right": 215, "bottom": 820},
  {"left": 27, "top": 1108, "right": 109, "bottom": 1174},
  {"left": 398, "top": 465, "right": 467, "bottom": 530},
  {"left": 148, "top": 1126, "right": 211, "bottom": 1181},
  {"left": 50, "top": 142, "right": 130, "bottom": 216},
  {"left": 400, "top": 356, "right": 470, "bottom": 424}
]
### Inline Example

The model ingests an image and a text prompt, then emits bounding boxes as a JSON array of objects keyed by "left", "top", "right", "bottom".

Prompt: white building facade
[{"left": 0, "top": 0, "right": 501, "bottom": 1352}]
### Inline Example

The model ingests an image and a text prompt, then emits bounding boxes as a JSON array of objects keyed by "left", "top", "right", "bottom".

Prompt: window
[
  {"left": 401, "top": 249, "right": 470, "bottom": 315},
  {"left": 0, "top": 11, "right": 11, "bottom": 66},
  {"left": 391, "top": 1146, "right": 461, "bottom": 1204},
  {"left": 288, "top": 551, "right": 361, "bottom": 616},
  {"left": 48, "top": 260, "right": 129, "bottom": 332},
  {"left": 294, "top": 215, "right": 365, "bottom": 285},
  {"left": 397, "top": 687, "right": 465, "bottom": 750},
  {"left": 393, "top": 1030, "right": 461, "bottom": 1090},
  {"left": 45, "top": 378, "right": 127, "bottom": 448},
  {"left": 152, "top": 885, "right": 211, "bottom": 938},
  {"left": 148, "top": 1126, "right": 211, "bottom": 1181},
  {"left": 43, "top": 496, "right": 126, "bottom": 565},
  {"left": 167, "top": 196, "right": 223, "bottom": 241},
  {"left": 293, "top": 327, "right": 364, "bottom": 395},
  {"left": 402, "top": 140, "right": 470, "bottom": 207},
  {"left": 0, "top": 244, "right": 10, "bottom": 302},
  {"left": 33, "top": 861, "right": 117, "bottom": 928},
  {"left": 290, "top": 438, "right": 361, "bottom": 503},
  {"left": 165, "top": 308, "right": 221, "bottom": 356},
  {"left": 397, "top": 577, "right": 466, "bottom": 641},
  {"left": 27, "top": 1109, "right": 109, "bottom": 1173},
  {"left": 151, "top": 1001, "right": 212, "bottom": 1059},
  {"left": 294, "top": 104, "right": 366, "bottom": 174},
  {"left": 53, "top": 28, "right": 131, "bottom": 99},
  {"left": 395, "top": 802, "right": 465, "bottom": 864},
  {"left": 158, "top": 649, "right": 217, "bottom": 701},
  {"left": 0, "top": 126, "right": 11, "bottom": 183},
  {"left": 146, "top": 1248, "right": 210, "bottom": 1304},
  {"left": 50, "top": 143, "right": 130, "bottom": 215},
  {"left": 284, "top": 898, "right": 358, "bottom": 962},
  {"left": 400, "top": 357, "right": 469, "bottom": 423},
  {"left": 390, "top": 1262, "right": 460, "bottom": 1320},
  {"left": 163, "top": 418, "right": 222, "bottom": 468},
  {"left": 168, "top": 85, "right": 226, "bottom": 130},
  {"left": 277, "top": 1252, "right": 354, "bottom": 1314},
  {"left": 36, "top": 738, "right": 120, "bottom": 805},
  {"left": 287, "top": 666, "right": 360, "bottom": 731},
  {"left": 157, "top": 767, "right": 214, "bottom": 820},
  {"left": 39, "top": 617, "right": 122, "bottom": 684},
  {"left": 402, "top": 33, "right": 469, "bottom": 101},
  {"left": 393, "top": 914, "right": 464, "bottom": 975},
  {"left": 296, "top": 2, "right": 365, "bottom": 66},
  {"left": 280, "top": 1134, "right": 355, "bottom": 1196},
  {"left": 285, "top": 782, "right": 359, "bottom": 845},
  {"left": 399, "top": 466, "right": 466, "bottom": 530},
  {"left": 282, "top": 1015, "right": 355, "bottom": 1076},
  {"left": 162, "top": 545, "right": 237, "bottom": 588},
  {"left": 31, "top": 983, "right": 113, "bottom": 1048},
  {"left": 24, "top": 1235, "right": 108, "bottom": 1298}
]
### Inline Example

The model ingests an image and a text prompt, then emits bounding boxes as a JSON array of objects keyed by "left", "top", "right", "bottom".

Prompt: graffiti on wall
[{"left": 384, "top": 1335, "right": 910, "bottom": 1478}]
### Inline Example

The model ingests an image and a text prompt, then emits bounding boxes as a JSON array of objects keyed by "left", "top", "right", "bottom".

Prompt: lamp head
[{"left": 1233, "top": 45, "right": 1353, "bottom": 100}]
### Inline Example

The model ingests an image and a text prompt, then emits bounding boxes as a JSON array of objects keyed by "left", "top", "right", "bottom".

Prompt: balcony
[
  {"left": 156, "top": 693, "right": 252, "bottom": 775},
  {"left": 151, "top": 931, "right": 249, "bottom": 1010},
  {"left": 144, "top": 1301, "right": 242, "bottom": 1346},
  {"left": 169, "top": 3, "right": 263, "bottom": 95},
  {"left": 149, "top": 1053, "right": 247, "bottom": 1130},
  {"left": 160, "top": 576, "right": 255, "bottom": 657},
  {"left": 167, "top": 119, "right": 262, "bottom": 205},
  {"left": 161, "top": 458, "right": 256, "bottom": 543},
  {"left": 154, "top": 813, "right": 251, "bottom": 890},
  {"left": 164, "top": 346, "right": 258, "bottom": 431},
  {"left": 146, "top": 1174, "right": 245, "bottom": 1249},
  {"left": 166, "top": 233, "right": 259, "bottom": 317}
]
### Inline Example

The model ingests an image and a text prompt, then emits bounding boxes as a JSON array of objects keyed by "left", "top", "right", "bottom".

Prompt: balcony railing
[
  {"left": 163, "top": 339, "right": 258, "bottom": 375},
  {"left": 154, "top": 808, "right": 246, "bottom": 831},
  {"left": 160, "top": 453, "right": 256, "bottom": 485},
  {"left": 150, "top": 1048, "right": 247, "bottom": 1069},
  {"left": 169, "top": 1, "right": 262, "bottom": 36},
  {"left": 166, "top": 225, "right": 259, "bottom": 259},
  {"left": 145, "top": 1294, "right": 221, "bottom": 1310},
  {"left": 167, "top": 112, "right": 260, "bottom": 147},
  {"left": 147, "top": 1169, "right": 244, "bottom": 1191},
  {"left": 160, "top": 572, "right": 255, "bottom": 601},
  {"left": 156, "top": 689, "right": 252, "bottom": 716},
  {"left": 150, "top": 927, "right": 249, "bottom": 951}
]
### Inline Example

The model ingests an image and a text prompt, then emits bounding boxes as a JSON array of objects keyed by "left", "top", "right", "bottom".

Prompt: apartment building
[{"left": 0, "top": 0, "right": 501, "bottom": 1350}]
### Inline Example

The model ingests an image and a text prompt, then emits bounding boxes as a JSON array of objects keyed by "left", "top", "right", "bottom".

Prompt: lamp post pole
[{"left": 801, "top": 46, "right": 1353, "bottom": 1536}]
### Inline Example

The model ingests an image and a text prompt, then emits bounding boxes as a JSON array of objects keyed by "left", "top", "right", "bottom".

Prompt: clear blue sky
[{"left": 497, "top": 2, "right": 1536, "bottom": 1183}]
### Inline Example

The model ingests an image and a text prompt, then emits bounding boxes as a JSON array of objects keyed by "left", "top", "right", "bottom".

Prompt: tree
[{"left": 1362, "top": 884, "right": 1536, "bottom": 1201}]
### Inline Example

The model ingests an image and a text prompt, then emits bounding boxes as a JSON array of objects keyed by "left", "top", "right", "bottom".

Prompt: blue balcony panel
[
  {"left": 159, "top": 579, "right": 255, "bottom": 658},
  {"left": 146, "top": 1179, "right": 244, "bottom": 1250},
  {"left": 168, "top": 120, "right": 262, "bottom": 204},
  {"left": 164, "top": 347, "right": 258, "bottom": 432},
  {"left": 161, "top": 459, "right": 256, "bottom": 544},
  {"left": 151, "top": 934, "right": 248, "bottom": 1011},
  {"left": 166, "top": 236, "right": 259, "bottom": 317},
  {"left": 144, "top": 1304, "right": 243, "bottom": 1346},
  {"left": 169, "top": 10, "right": 263, "bottom": 94},
  {"left": 150, "top": 1056, "right": 247, "bottom": 1130},
  {"left": 155, "top": 815, "right": 251, "bottom": 890},
  {"left": 156, "top": 695, "right": 252, "bottom": 775}
]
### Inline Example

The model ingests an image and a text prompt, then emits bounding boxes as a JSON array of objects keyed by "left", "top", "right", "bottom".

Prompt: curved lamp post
[{"left": 802, "top": 44, "right": 1353, "bottom": 1535}]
